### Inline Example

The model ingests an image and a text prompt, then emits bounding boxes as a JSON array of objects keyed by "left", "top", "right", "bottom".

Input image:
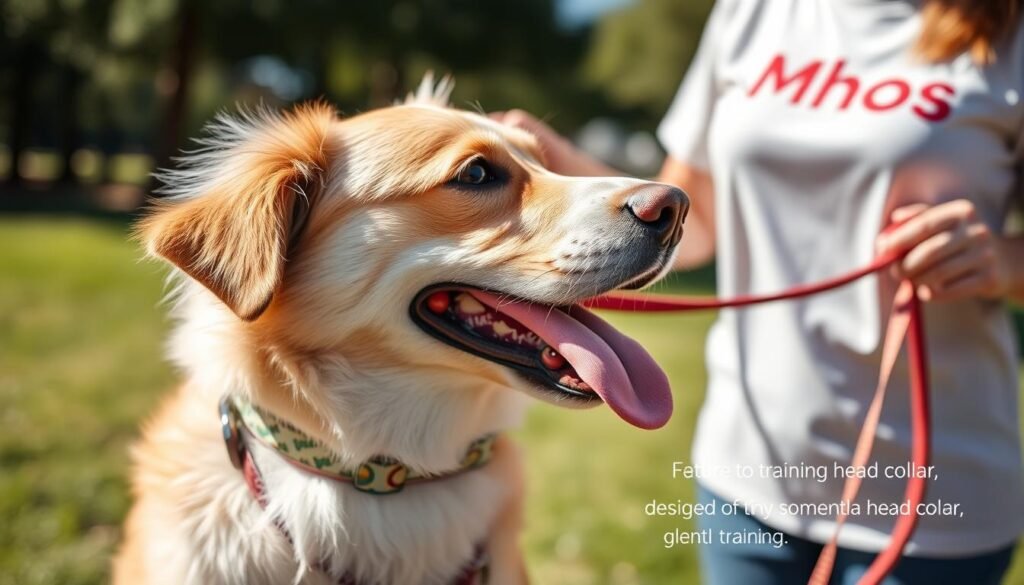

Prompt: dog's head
[{"left": 140, "top": 78, "right": 686, "bottom": 431}]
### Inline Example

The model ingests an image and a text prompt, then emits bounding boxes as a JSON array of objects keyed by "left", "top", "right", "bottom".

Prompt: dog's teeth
[
  {"left": 492, "top": 320, "right": 514, "bottom": 338},
  {"left": 455, "top": 293, "right": 486, "bottom": 315},
  {"left": 453, "top": 295, "right": 551, "bottom": 354},
  {"left": 558, "top": 374, "right": 594, "bottom": 393}
]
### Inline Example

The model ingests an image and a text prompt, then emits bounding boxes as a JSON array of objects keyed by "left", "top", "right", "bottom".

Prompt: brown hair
[{"left": 916, "top": 0, "right": 1021, "bottom": 64}]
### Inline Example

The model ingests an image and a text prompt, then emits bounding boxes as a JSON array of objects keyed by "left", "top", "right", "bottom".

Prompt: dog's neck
[
  {"left": 229, "top": 393, "right": 502, "bottom": 493},
  {"left": 168, "top": 289, "right": 527, "bottom": 583},
  {"left": 170, "top": 290, "right": 529, "bottom": 474}
]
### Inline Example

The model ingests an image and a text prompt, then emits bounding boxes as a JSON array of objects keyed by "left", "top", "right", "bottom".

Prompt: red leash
[{"left": 585, "top": 236, "right": 931, "bottom": 585}]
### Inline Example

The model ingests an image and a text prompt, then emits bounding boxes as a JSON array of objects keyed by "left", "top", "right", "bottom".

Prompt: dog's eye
[{"left": 455, "top": 159, "right": 496, "bottom": 186}]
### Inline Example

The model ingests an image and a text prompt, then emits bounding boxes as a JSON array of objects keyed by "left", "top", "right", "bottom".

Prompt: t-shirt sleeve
[{"left": 656, "top": 2, "right": 730, "bottom": 170}]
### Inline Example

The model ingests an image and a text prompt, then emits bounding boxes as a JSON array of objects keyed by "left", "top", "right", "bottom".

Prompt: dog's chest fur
[
  {"left": 116, "top": 296, "right": 530, "bottom": 585},
  {"left": 121, "top": 385, "right": 526, "bottom": 585}
]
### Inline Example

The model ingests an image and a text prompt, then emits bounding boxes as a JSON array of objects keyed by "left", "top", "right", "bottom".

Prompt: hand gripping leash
[{"left": 585, "top": 227, "right": 930, "bottom": 585}]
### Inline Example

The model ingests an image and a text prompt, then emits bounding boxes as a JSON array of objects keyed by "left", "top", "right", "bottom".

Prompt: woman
[{"left": 497, "top": 1, "right": 1024, "bottom": 583}]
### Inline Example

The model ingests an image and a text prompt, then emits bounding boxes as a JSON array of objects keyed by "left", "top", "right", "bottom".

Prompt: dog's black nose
[{"left": 624, "top": 184, "right": 689, "bottom": 247}]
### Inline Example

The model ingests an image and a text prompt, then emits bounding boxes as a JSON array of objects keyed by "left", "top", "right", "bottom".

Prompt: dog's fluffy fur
[{"left": 115, "top": 77, "right": 679, "bottom": 584}]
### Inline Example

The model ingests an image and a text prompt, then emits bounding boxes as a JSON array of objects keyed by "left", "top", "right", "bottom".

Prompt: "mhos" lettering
[{"left": 748, "top": 54, "right": 955, "bottom": 122}]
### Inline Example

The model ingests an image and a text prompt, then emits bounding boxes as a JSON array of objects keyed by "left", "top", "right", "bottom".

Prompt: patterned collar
[{"left": 220, "top": 395, "right": 498, "bottom": 495}]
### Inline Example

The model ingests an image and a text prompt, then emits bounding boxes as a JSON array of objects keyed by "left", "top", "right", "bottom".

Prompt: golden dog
[{"left": 115, "top": 77, "right": 687, "bottom": 585}]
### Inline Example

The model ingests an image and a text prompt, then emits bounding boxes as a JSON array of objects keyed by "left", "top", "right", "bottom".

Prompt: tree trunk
[
  {"left": 368, "top": 48, "right": 404, "bottom": 108},
  {"left": 152, "top": 1, "right": 199, "bottom": 192},
  {"left": 6, "top": 44, "right": 41, "bottom": 187},
  {"left": 58, "top": 65, "right": 82, "bottom": 184}
]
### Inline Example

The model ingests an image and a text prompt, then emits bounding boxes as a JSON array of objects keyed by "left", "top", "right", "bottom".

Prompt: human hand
[
  {"left": 490, "top": 109, "right": 617, "bottom": 177},
  {"left": 876, "top": 199, "right": 1015, "bottom": 302}
]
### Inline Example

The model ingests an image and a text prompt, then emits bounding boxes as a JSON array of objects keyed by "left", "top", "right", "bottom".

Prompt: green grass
[
  {"left": 0, "top": 217, "right": 1021, "bottom": 585},
  {"left": 0, "top": 218, "right": 174, "bottom": 585}
]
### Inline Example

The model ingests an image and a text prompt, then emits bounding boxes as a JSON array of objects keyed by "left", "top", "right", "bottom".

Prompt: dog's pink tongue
[{"left": 469, "top": 291, "right": 672, "bottom": 429}]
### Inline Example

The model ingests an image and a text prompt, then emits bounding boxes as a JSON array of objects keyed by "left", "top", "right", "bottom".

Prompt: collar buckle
[{"left": 219, "top": 396, "right": 245, "bottom": 470}]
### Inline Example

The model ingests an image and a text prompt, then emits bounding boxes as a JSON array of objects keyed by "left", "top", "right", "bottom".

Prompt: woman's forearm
[{"left": 659, "top": 157, "right": 716, "bottom": 269}]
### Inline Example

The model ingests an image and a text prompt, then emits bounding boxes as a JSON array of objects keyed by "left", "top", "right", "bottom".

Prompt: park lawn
[{"left": 0, "top": 216, "right": 1021, "bottom": 585}]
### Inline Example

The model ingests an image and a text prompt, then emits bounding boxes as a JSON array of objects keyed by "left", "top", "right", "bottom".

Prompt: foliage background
[{"left": 0, "top": 0, "right": 713, "bottom": 185}]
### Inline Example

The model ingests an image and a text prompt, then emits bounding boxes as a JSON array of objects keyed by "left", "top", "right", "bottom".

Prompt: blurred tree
[
  {"left": 0, "top": 0, "right": 639, "bottom": 191},
  {"left": 172, "top": 0, "right": 600, "bottom": 156},
  {"left": 584, "top": 0, "right": 714, "bottom": 127},
  {"left": 1, "top": 0, "right": 160, "bottom": 185},
  {"left": 3, "top": 39, "right": 40, "bottom": 186},
  {"left": 153, "top": 0, "right": 196, "bottom": 180}
]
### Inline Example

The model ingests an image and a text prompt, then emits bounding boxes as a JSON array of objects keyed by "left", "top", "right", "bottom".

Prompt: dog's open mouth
[{"left": 411, "top": 284, "right": 672, "bottom": 429}]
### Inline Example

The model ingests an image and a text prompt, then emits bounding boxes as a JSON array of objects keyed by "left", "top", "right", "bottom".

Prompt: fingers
[
  {"left": 896, "top": 221, "right": 990, "bottom": 280},
  {"left": 924, "top": 269, "right": 993, "bottom": 302},
  {"left": 492, "top": 109, "right": 552, "bottom": 139},
  {"left": 489, "top": 109, "right": 560, "bottom": 151},
  {"left": 489, "top": 108, "right": 608, "bottom": 176},
  {"left": 876, "top": 199, "right": 1010, "bottom": 302},
  {"left": 877, "top": 199, "right": 976, "bottom": 255},
  {"left": 910, "top": 245, "right": 991, "bottom": 300},
  {"left": 890, "top": 203, "right": 928, "bottom": 224}
]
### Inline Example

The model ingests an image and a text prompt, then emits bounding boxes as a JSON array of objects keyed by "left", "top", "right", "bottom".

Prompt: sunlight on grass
[
  {"left": 0, "top": 217, "right": 174, "bottom": 585},
  {"left": 0, "top": 217, "right": 1021, "bottom": 584}
]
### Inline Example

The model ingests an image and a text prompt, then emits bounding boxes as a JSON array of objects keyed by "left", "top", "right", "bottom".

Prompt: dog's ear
[{"left": 139, "top": 104, "right": 336, "bottom": 321}]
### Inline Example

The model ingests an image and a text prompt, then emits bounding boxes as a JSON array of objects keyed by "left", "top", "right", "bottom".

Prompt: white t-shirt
[{"left": 659, "top": 0, "right": 1024, "bottom": 556}]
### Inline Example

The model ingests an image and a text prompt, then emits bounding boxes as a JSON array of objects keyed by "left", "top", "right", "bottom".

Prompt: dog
[{"left": 114, "top": 76, "right": 687, "bottom": 585}]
